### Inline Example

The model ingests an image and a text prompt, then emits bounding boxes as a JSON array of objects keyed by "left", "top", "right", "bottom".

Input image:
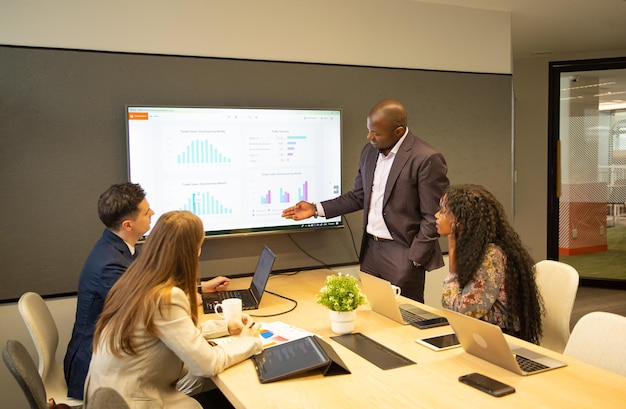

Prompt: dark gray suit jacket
[{"left": 322, "top": 131, "right": 448, "bottom": 271}]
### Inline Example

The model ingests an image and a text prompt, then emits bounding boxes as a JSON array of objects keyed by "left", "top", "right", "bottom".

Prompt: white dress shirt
[
  {"left": 316, "top": 128, "right": 409, "bottom": 238},
  {"left": 366, "top": 128, "right": 409, "bottom": 240}
]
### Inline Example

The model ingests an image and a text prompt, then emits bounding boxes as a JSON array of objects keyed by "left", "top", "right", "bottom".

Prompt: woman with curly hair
[{"left": 437, "top": 184, "right": 544, "bottom": 344}]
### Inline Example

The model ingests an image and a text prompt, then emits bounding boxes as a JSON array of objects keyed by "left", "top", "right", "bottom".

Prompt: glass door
[{"left": 548, "top": 57, "right": 626, "bottom": 287}]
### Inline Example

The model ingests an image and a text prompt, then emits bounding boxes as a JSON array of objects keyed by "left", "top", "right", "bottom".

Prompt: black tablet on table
[{"left": 252, "top": 335, "right": 350, "bottom": 383}]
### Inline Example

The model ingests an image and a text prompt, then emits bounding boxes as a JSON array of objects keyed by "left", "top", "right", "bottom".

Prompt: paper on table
[
  {"left": 208, "top": 321, "right": 314, "bottom": 349},
  {"left": 258, "top": 321, "right": 315, "bottom": 348}
]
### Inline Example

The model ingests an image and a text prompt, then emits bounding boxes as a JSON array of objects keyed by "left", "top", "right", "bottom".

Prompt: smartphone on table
[{"left": 458, "top": 372, "right": 515, "bottom": 397}]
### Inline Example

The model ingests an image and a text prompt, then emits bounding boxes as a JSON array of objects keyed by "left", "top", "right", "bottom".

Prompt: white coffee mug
[
  {"left": 391, "top": 285, "right": 401, "bottom": 299},
  {"left": 214, "top": 298, "right": 243, "bottom": 321}
]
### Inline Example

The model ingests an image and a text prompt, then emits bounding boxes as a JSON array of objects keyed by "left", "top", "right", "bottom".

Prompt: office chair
[
  {"left": 607, "top": 178, "right": 626, "bottom": 226},
  {"left": 534, "top": 260, "right": 579, "bottom": 353},
  {"left": 18, "top": 292, "right": 83, "bottom": 407},
  {"left": 564, "top": 311, "right": 626, "bottom": 377},
  {"left": 85, "top": 387, "right": 130, "bottom": 409},
  {"left": 423, "top": 260, "right": 448, "bottom": 309},
  {"left": 2, "top": 339, "right": 49, "bottom": 409}
]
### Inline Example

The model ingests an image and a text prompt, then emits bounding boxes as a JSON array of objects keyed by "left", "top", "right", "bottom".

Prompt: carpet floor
[
  {"left": 560, "top": 224, "right": 626, "bottom": 280},
  {"left": 570, "top": 285, "right": 626, "bottom": 330}
]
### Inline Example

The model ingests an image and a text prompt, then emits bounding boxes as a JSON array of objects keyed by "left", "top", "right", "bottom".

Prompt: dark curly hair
[{"left": 442, "top": 184, "right": 544, "bottom": 344}]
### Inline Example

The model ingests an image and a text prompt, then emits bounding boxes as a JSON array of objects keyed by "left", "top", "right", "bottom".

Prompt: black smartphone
[
  {"left": 459, "top": 373, "right": 515, "bottom": 397},
  {"left": 410, "top": 317, "right": 449, "bottom": 329}
]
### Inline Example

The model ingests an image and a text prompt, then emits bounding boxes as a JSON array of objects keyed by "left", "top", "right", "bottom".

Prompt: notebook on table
[
  {"left": 441, "top": 309, "right": 567, "bottom": 375},
  {"left": 358, "top": 271, "right": 448, "bottom": 327},
  {"left": 202, "top": 245, "right": 276, "bottom": 314}
]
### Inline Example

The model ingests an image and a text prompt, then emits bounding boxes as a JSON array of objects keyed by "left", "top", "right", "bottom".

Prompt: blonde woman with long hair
[{"left": 84, "top": 211, "right": 262, "bottom": 408}]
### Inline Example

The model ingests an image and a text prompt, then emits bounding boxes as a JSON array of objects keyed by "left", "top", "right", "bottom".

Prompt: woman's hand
[
  {"left": 200, "top": 276, "right": 230, "bottom": 293},
  {"left": 239, "top": 315, "right": 261, "bottom": 338},
  {"left": 227, "top": 313, "right": 259, "bottom": 337}
]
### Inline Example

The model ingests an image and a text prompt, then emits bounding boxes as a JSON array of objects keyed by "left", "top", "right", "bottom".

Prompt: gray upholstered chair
[
  {"left": 18, "top": 292, "right": 83, "bottom": 407},
  {"left": 2, "top": 339, "right": 49, "bottom": 409}
]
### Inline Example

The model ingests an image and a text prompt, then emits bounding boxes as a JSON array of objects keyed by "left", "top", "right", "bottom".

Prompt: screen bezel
[{"left": 125, "top": 105, "right": 343, "bottom": 240}]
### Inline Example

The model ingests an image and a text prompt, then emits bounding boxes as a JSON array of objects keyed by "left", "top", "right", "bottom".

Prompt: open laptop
[
  {"left": 203, "top": 245, "right": 276, "bottom": 314},
  {"left": 441, "top": 309, "right": 567, "bottom": 375},
  {"left": 358, "top": 271, "right": 448, "bottom": 328}
]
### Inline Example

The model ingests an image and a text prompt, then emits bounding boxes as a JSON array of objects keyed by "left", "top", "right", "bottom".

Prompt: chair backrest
[
  {"left": 2, "top": 339, "right": 49, "bottom": 409},
  {"left": 564, "top": 311, "right": 626, "bottom": 377},
  {"left": 86, "top": 387, "right": 130, "bottom": 409},
  {"left": 534, "top": 260, "right": 579, "bottom": 353},
  {"left": 424, "top": 258, "right": 449, "bottom": 309},
  {"left": 18, "top": 292, "right": 72, "bottom": 402}
]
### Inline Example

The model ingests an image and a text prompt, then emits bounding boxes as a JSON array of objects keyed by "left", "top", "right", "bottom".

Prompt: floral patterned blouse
[{"left": 441, "top": 243, "right": 516, "bottom": 333}]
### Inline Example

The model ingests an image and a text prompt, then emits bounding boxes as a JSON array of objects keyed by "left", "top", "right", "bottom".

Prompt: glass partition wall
[{"left": 548, "top": 57, "right": 626, "bottom": 288}]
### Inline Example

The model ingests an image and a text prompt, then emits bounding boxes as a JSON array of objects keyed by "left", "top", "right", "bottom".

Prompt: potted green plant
[{"left": 317, "top": 273, "right": 366, "bottom": 334}]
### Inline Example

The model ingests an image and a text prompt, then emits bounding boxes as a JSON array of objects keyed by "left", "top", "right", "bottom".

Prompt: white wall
[
  {"left": 0, "top": 1, "right": 509, "bottom": 406},
  {"left": 0, "top": 0, "right": 511, "bottom": 74}
]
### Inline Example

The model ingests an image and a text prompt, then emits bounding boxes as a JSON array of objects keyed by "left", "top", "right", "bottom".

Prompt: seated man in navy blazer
[{"left": 64, "top": 182, "right": 154, "bottom": 399}]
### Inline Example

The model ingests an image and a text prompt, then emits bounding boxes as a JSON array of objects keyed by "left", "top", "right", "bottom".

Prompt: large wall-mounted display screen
[{"left": 126, "top": 106, "right": 343, "bottom": 238}]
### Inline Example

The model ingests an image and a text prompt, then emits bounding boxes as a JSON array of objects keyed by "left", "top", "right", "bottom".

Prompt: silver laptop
[
  {"left": 358, "top": 271, "right": 447, "bottom": 327},
  {"left": 441, "top": 309, "right": 567, "bottom": 375}
]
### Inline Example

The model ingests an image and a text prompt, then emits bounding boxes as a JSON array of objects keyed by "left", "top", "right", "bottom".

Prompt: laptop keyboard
[
  {"left": 217, "top": 290, "right": 255, "bottom": 308},
  {"left": 515, "top": 354, "right": 549, "bottom": 373},
  {"left": 400, "top": 308, "right": 426, "bottom": 322},
  {"left": 219, "top": 290, "right": 242, "bottom": 299}
]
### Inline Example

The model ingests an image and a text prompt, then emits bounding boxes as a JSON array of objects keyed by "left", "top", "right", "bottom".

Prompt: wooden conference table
[{"left": 200, "top": 269, "right": 626, "bottom": 408}]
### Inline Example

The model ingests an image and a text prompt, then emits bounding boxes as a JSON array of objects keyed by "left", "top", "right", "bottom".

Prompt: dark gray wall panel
[{"left": 0, "top": 45, "right": 512, "bottom": 301}]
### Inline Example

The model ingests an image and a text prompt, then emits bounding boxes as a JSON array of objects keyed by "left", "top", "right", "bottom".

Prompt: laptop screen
[{"left": 250, "top": 245, "right": 276, "bottom": 299}]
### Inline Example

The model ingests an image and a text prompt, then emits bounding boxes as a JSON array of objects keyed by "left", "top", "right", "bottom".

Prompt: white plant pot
[{"left": 329, "top": 309, "right": 356, "bottom": 334}]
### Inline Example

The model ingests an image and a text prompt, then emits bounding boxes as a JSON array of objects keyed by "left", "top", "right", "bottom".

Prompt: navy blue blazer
[
  {"left": 64, "top": 229, "right": 135, "bottom": 399},
  {"left": 322, "top": 131, "right": 448, "bottom": 271}
]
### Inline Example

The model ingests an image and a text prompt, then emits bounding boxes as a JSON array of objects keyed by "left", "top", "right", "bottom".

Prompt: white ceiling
[
  {"left": 510, "top": 0, "right": 626, "bottom": 58},
  {"left": 508, "top": 0, "right": 626, "bottom": 109}
]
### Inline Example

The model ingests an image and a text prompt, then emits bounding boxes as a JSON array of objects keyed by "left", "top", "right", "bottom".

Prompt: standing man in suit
[
  {"left": 282, "top": 99, "right": 449, "bottom": 302},
  {"left": 64, "top": 183, "right": 154, "bottom": 399}
]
